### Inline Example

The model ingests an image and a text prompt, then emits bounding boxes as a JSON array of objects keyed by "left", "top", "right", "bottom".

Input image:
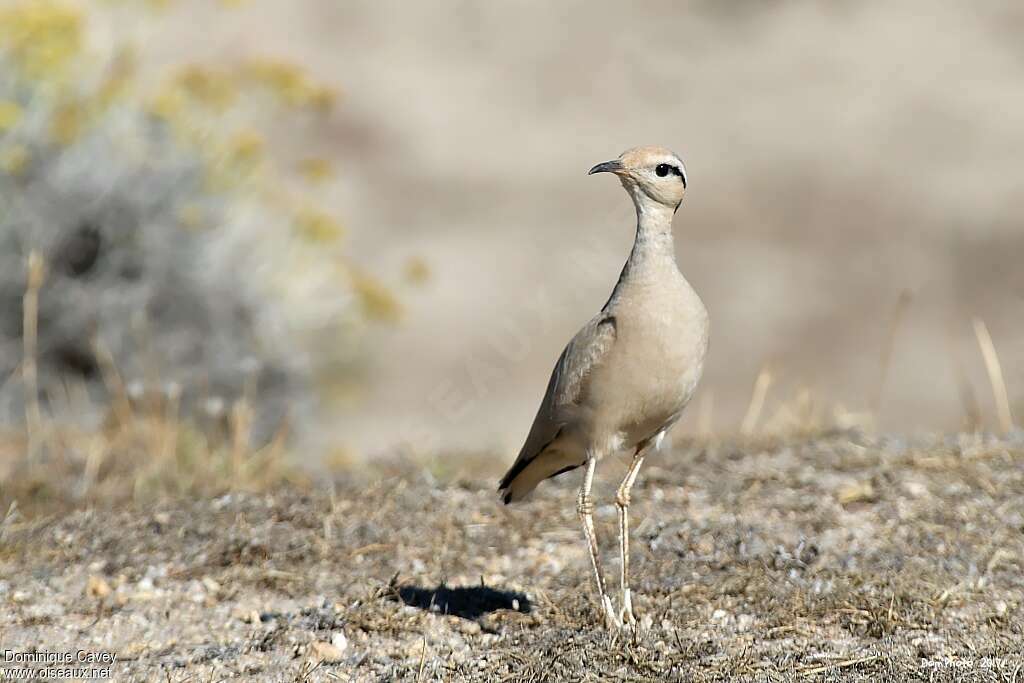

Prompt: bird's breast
[{"left": 589, "top": 273, "right": 709, "bottom": 447}]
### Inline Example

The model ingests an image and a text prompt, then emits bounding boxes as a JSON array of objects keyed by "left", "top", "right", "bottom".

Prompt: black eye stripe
[{"left": 655, "top": 163, "right": 686, "bottom": 187}]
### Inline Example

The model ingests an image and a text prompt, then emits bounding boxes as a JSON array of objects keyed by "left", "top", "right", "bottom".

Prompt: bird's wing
[
  {"left": 498, "top": 314, "right": 617, "bottom": 490},
  {"left": 550, "top": 314, "right": 618, "bottom": 412}
]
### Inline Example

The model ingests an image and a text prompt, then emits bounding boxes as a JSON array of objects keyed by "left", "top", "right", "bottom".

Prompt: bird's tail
[{"left": 498, "top": 448, "right": 582, "bottom": 504}]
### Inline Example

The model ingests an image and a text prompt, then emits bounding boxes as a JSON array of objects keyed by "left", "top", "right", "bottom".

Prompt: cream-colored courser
[{"left": 498, "top": 146, "right": 709, "bottom": 629}]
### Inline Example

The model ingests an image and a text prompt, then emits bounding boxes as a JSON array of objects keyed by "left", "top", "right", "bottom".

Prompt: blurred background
[{"left": 1, "top": 0, "right": 1022, "bottom": 487}]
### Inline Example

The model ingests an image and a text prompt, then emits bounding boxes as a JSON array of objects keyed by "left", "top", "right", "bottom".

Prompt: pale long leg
[
  {"left": 578, "top": 454, "right": 619, "bottom": 628},
  {"left": 616, "top": 443, "right": 649, "bottom": 626}
]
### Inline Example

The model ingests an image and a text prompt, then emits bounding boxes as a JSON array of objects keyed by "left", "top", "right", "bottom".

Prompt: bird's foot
[
  {"left": 619, "top": 589, "right": 637, "bottom": 629},
  {"left": 601, "top": 595, "right": 622, "bottom": 630}
]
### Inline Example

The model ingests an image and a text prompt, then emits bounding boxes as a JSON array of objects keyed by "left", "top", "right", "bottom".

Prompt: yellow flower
[
  {"left": 349, "top": 269, "right": 401, "bottom": 322},
  {"left": 146, "top": 86, "right": 176, "bottom": 118},
  {"left": 404, "top": 256, "right": 431, "bottom": 285},
  {"left": 297, "top": 158, "right": 334, "bottom": 183},
  {"left": 50, "top": 98, "right": 85, "bottom": 145},
  {"left": 0, "top": 101, "right": 23, "bottom": 131},
  {"left": 243, "top": 59, "right": 337, "bottom": 110},
  {"left": 225, "top": 129, "right": 264, "bottom": 169},
  {"left": 0, "top": 2, "right": 84, "bottom": 80},
  {"left": 294, "top": 207, "right": 344, "bottom": 243},
  {"left": 0, "top": 145, "right": 29, "bottom": 175},
  {"left": 173, "top": 65, "right": 237, "bottom": 111}
]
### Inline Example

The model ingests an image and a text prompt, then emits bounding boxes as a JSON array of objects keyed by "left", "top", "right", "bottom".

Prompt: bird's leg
[
  {"left": 578, "top": 455, "right": 619, "bottom": 629},
  {"left": 616, "top": 445, "right": 647, "bottom": 627}
]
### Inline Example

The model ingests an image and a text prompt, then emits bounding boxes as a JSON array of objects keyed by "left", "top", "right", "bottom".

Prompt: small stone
[
  {"left": 308, "top": 640, "right": 345, "bottom": 663},
  {"left": 719, "top": 576, "right": 747, "bottom": 596},
  {"left": 119, "top": 642, "right": 148, "bottom": 660},
  {"left": 330, "top": 631, "right": 349, "bottom": 652},
  {"left": 902, "top": 481, "right": 928, "bottom": 498},
  {"left": 455, "top": 620, "right": 481, "bottom": 636},
  {"left": 695, "top": 536, "right": 715, "bottom": 555},
  {"left": 837, "top": 481, "right": 876, "bottom": 505},
  {"left": 132, "top": 577, "right": 159, "bottom": 601},
  {"left": 87, "top": 575, "right": 111, "bottom": 599}
]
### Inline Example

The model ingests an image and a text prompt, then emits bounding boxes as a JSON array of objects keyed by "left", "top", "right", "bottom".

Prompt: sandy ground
[{"left": 2, "top": 432, "right": 1022, "bottom": 681}]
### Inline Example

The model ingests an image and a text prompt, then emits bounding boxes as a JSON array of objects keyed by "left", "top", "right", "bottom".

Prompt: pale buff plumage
[{"left": 498, "top": 146, "right": 709, "bottom": 628}]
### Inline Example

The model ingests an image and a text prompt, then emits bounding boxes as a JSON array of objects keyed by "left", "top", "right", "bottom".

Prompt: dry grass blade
[
  {"left": 972, "top": 318, "right": 1014, "bottom": 433},
  {"left": 416, "top": 635, "right": 428, "bottom": 681},
  {"left": 799, "top": 654, "right": 881, "bottom": 676},
  {"left": 741, "top": 366, "right": 773, "bottom": 434},
  {"left": 21, "top": 250, "right": 45, "bottom": 462}
]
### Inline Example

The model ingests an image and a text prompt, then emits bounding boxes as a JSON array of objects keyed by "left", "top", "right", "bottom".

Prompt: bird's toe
[{"left": 601, "top": 596, "right": 622, "bottom": 629}]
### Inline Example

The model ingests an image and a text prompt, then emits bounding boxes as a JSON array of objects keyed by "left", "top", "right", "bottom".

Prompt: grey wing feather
[
  {"left": 499, "top": 314, "right": 616, "bottom": 486},
  {"left": 553, "top": 315, "right": 617, "bottom": 411}
]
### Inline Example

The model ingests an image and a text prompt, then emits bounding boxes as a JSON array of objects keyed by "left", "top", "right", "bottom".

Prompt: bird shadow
[{"left": 391, "top": 581, "right": 531, "bottom": 620}]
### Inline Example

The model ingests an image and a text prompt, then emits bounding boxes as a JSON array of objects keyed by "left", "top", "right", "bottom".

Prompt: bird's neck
[
  {"left": 602, "top": 196, "right": 682, "bottom": 312},
  {"left": 629, "top": 201, "right": 677, "bottom": 266}
]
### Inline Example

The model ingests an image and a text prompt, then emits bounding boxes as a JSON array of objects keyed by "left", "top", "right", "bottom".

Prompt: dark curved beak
[{"left": 588, "top": 159, "right": 623, "bottom": 175}]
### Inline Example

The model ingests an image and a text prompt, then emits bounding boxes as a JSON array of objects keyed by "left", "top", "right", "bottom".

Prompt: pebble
[
  {"left": 838, "top": 480, "right": 876, "bottom": 505},
  {"left": 308, "top": 640, "right": 345, "bottom": 663},
  {"left": 120, "top": 642, "right": 148, "bottom": 660},
  {"left": 87, "top": 575, "right": 112, "bottom": 599},
  {"left": 453, "top": 619, "right": 481, "bottom": 636}
]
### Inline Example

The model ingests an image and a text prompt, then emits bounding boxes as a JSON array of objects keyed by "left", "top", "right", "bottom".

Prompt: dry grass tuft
[{"left": 0, "top": 402, "right": 305, "bottom": 519}]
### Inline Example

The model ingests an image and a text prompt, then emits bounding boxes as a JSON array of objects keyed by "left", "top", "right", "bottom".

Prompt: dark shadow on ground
[{"left": 394, "top": 582, "right": 531, "bottom": 620}]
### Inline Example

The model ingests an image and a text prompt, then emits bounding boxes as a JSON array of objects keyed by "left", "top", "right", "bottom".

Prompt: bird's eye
[{"left": 655, "top": 164, "right": 670, "bottom": 177}]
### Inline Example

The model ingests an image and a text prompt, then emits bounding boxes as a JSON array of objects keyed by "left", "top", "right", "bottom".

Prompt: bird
[{"left": 498, "top": 146, "right": 709, "bottom": 629}]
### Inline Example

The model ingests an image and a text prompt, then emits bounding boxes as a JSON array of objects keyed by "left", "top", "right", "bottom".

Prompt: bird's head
[{"left": 588, "top": 146, "right": 688, "bottom": 213}]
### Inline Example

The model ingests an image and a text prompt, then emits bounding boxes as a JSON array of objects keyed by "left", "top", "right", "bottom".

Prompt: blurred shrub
[{"left": 0, "top": 0, "right": 386, "bottom": 445}]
